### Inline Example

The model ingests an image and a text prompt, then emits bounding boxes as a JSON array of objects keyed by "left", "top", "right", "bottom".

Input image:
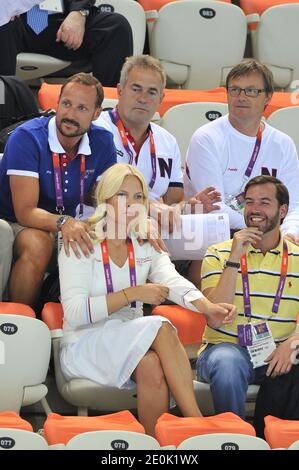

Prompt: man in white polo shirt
[
  {"left": 95, "top": 55, "right": 220, "bottom": 226},
  {"left": 95, "top": 55, "right": 221, "bottom": 283}
]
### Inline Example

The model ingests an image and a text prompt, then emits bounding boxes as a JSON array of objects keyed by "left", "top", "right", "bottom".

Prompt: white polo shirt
[
  {"left": 184, "top": 114, "right": 299, "bottom": 235},
  {"left": 95, "top": 110, "right": 183, "bottom": 201}
]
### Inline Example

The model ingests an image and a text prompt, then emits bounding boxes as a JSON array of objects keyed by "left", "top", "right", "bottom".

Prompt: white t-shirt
[
  {"left": 184, "top": 115, "right": 299, "bottom": 234},
  {"left": 95, "top": 111, "right": 183, "bottom": 201}
]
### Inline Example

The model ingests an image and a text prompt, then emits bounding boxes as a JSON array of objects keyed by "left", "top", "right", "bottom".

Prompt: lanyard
[
  {"left": 244, "top": 125, "right": 263, "bottom": 180},
  {"left": 109, "top": 108, "right": 157, "bottom": 189},
  {"left": 52, "top": 152, "right": 85, "bottom": 216},
  {"left": 240, "top": 239, "right": 288, "bottom": 319},
  {"left": 101, "top": 238, "right": 137, "bottom": 308}
]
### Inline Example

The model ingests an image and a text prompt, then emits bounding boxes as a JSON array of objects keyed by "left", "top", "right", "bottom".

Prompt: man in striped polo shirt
[{"left": 197, "top": 175, "right": 299, "bottom": 418}]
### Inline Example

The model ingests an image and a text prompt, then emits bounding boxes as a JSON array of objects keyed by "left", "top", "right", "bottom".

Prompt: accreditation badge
[{"left": 246, "top": 322, "right": 276, "bottom": 369}]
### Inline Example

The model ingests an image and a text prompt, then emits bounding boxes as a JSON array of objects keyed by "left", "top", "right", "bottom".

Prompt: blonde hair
[{"left": 88, "top": 163, "right": 149, "bottom": 239}]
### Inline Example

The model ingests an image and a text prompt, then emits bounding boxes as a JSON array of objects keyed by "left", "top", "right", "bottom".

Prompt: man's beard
[
  {"left": 245, "top": 210, "right": 281, "bottom": 234},
  {"left": 57, "top": 118, "right": 87, "bottom": 138}
]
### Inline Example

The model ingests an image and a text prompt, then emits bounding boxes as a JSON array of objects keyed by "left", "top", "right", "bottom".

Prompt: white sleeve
[
  {"left": 59, "top": 248, "right": 108, "bottom": 329},
  {"left": 169, "top": 140, "right": 183, "bottom": 185},
  {"left": 148, "top": 249, "right": 204, "bottom": 311},
  {"left": 185, "top": 128, "right": 245, "bottom": 230},
  {"left": 279, "top": 140, "right": 299, "bottom": 236}
]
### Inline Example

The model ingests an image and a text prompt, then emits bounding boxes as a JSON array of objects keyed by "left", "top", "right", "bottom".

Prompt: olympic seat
[
  {"left": 152, "top": 304, "right": 260, "bottom": 415},
  {"left": 147, "top": 1, "right": 247, "bottom": 89},
  {"left": 95, "top": 0, "right": 146, "bottom": 55},
  {"left": 42, "top": 302, "right": 138, "bottom": 416},
  {"left": 16, "top": 0, "right": 146, "bottom": 81},
  {"left": 0, "top": 412, "right": 48, "bottom": 450},
  {"left": 240, "top": 0, "right": 299, "bottom": 30},
  {"left": 177, "top": 433, "right": 270, "bottom": 450},
  {"left": 160, "top": 102, "right": 228, "bottom": 166},
  {"left": 155, "top": 411, "right": 256, "bottom": 447},
  {"left": 0, "top": 302, "right": 51, "bottom": 413},
  {"left": 247, "top": 4, "right": 299, "bottom": 90},
  {"left": 266, "top": 106, "right": 299, "bottom": 156},
  {"left": 264, "top": 416, "right": 299, "bottom": 449},
  {"left": 43, "top": 410, "right": 163, "bottom": 449},
  {"left": 138, "top": 0, "right": 231, "bottom": 12}
]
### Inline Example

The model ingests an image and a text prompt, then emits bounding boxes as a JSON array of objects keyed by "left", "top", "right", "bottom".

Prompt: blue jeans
[{"left": 196, "top": 343, "right": 268, "bottom": 418}]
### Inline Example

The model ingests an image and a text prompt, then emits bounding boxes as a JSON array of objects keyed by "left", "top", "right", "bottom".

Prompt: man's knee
[
  {"left": 14, "top": 229, "right": 55, "bottom": 265},
  {"left": 135, "top": 351, "right": 166, "bottom": 389},
  {"left": 197, "top": 344, "right": 251, "bottom": 383}
]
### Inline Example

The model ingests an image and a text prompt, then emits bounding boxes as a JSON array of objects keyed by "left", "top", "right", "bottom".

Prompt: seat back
[
  {"left": 267, "top": 106, "right": 299, "bottom": 156},
  {"left": 0, "top": 308, "right": 51, "bottom": 412},
  {"left": 42, "top": 303, "right": 138, "bottom": 414},
  {"left": 148, "top": 1, "right": 247, "bottom": 89},
  {"left": 161, "top": 102, "right": 228, "bottom": 166},
  {"left": 177, "top": 432, "right": 270, "bottom": 450},
  {"left": 0, "top": 428, "right": 48, "bottom": 450},
  {"left": 66, "top": 430, "right": 160, "bottom": 450},
  {"left": 139, "top": 0, "right": 231, "bottom": 11},
  {"left": 152, "top": 305, "right": 206, "bottom": 359},
  {"left": 254, "top": 4, "right": 299, "bottom": 90},
  {"left": 96, "top": 0, "right": 146, "bottom": 55}
]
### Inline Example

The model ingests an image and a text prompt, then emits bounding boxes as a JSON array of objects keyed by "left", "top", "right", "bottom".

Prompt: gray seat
[
  {"left": 42, "top": 302, "right": 137, "bottom": 416},
  {"left": 0, "top": 303, "right": 51, "bottom": 413}
]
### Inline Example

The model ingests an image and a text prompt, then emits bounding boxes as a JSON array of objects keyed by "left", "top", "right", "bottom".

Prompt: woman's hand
[
  {"left": 192, "top": 297, "right": 237, "bottom": 328},
  {"left": 206, "top": 302, "right": 238, "bottom": 329},
  {"left": 129, "top": 284, "right": 169, "bottom": 305}
]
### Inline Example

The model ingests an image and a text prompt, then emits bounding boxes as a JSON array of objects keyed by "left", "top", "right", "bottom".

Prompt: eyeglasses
[{"left": 227, "top": 87, "right": 266, "bottom": 98}]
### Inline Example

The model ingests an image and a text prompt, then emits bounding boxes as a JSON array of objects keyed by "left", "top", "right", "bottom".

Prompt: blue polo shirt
[{"left": 0, "top": 116, "right": 116, "bottom": 222}]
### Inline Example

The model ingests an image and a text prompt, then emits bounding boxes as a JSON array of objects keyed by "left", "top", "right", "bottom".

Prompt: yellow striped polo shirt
[{"left": 200, "top": 235, "right": 299, "bottom": 347}]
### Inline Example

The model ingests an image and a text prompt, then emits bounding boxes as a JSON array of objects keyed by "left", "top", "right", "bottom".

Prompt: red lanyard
[
  {"left": 101, "top": 238, "right": 137, "bottom": 308},
  {"left": 109, "top": 108, "right": 157, "bottom": 189},
  {"left": 52, "top": 152, "right": 85, "bottom": 216},
  {"left": 240, "top": 239, "right": 288, "bottom": 319}
]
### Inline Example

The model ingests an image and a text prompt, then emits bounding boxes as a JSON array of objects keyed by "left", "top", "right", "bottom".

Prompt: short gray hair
[{"left": 119, "top": 55, "right": 166, "bottom": 93}]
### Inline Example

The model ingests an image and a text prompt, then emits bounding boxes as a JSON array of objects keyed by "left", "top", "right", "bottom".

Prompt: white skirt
[{"left": 60, "top": 315, "right": 173, "bottom": 389}]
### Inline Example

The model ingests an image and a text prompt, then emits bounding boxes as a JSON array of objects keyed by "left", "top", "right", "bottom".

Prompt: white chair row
[{"left": 0, "top": 427, "right": 274, "bottom": 450}]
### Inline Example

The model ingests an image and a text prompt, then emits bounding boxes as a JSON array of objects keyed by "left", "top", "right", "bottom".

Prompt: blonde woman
[{"left": 59, "top": 163, "right": 237, "bottom": 436}]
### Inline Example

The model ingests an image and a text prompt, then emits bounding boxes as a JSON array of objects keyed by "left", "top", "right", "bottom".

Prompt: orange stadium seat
[
  {"left": 0, "top": 412, "right": 33, "bottom": 432},
  {"left": 155, "top": 411, "right": 256, "bottom": 447},
  {"left": 44, "top": 410, "right": 144, "bottom": 445},
  {"left": 38, "top": 83, "right": 299, "bottom": 119},
  {"left": 264, "top": 415, "right": 299, "bottom": 449},
  {"left": 151, "top": 305, "right": 206, "bottom": 358},
  {"left": 0, "top": 412, "right": 48, "bottom": 450}
]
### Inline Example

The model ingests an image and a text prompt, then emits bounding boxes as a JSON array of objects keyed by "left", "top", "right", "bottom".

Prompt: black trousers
[
  {"left": 0, "top": 9, "right": 133, "bottom": 86},
  {"left": 253, "top": 363, "right": 299, "bottom": 439}
]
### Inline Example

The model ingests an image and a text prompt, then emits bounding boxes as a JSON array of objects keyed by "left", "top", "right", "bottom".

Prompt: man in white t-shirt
[
  {"left": 184, "top": 59, "right": 299, "bottom": 245},
  {"left": 95, "top": 55, "right": 220, "bottom": 232}
]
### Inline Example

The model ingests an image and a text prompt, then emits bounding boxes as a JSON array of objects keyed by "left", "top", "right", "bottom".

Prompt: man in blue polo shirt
[{"left": 0, "top": 72, "right": 116, "bottom": 305}]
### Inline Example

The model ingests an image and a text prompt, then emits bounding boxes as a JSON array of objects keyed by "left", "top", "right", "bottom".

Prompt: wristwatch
[
  {"left": 56, "top": 215, "right": 72, "bottom": 231},
  {"left": 79, "top": 9, "right": 90, "bottom": 17},
  {"left": 224, "top": 259, "right": 240, "bottom": 269}
]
